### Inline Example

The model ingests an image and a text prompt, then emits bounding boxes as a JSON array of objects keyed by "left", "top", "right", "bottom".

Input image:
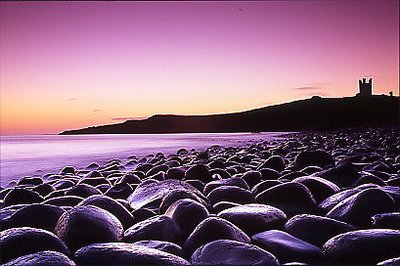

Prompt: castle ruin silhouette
[{"left": 356, "top": 78, "right": 372, "bottom": 97}]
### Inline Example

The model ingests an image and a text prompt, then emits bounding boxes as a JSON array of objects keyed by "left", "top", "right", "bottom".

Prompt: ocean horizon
[{"left": 0, "top": 132, "right": 287, "bottom": 186}]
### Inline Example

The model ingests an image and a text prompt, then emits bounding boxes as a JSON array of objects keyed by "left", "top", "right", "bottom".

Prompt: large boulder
[
  {"left": 5, "top": 203, "right": 65, "bottom": 231},
  {"left": 322, "top": 229, "right": 400, "bottom": 264},
  {"left": 0, "top": 227, "right": 69, "bottom": 264},
  {"left": 165, "top": 198, "right": 209, "bottom": 237},
  {"left": 74, "top": 242, "right": 190, "bottom": 265},
  {"left": 252, "top": 230, "right": 323, "bottom": 263},
  {"left": 326, "top": 188, "right": 396, "bottom": 227},
  {"left": 191, "top": 239, "right": 279, "bottom": 265},
  {"left": 79, "top": 195, "right": 134, "bottom": 229},
  {"left": 2, "top": 250, "right": 76, "bottom": 266},
  {"left": 284, "top": 214, "right": 355, "bottom": 247},
  {"left": 292, "top": 176, "right": 339, "bottom": 203},
  {"left": 54, "top": 205, "right": 123, "bottom": 252},
  {"left": 218, "top": 203, "right": 287, "bottom": 235},
  {"left": 256, "top": 182, "right": 317, "bottom": 216},
  {"left": 294, "top": 150, "right": 335, "bottom": 169},
  {"left": 3, "top": 188, "right": 44, "bottom": 207}
]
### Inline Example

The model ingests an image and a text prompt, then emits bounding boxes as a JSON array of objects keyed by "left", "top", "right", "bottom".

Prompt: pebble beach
[{"left": 1, "top": 127, "right": 400, "bottom": 265}]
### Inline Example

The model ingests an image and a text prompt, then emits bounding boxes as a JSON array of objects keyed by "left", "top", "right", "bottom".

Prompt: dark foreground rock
[
  {"left": 252, "top": 230, "right": 323, "bottom": 263},
  {"left": 74, "top": 242, "right": 190, "bottom": 265},
  {"left": 0, "top": 227, "right": 69, "bottom": 263},
  {"left": 191, "top": 239, "right": 279, "bottom": 265},
  {"left": 2, "top": 250, "right": 76, "bottom": 266},
  {"left": 54, "top": 205, "right": 123, "bottom": 252},
  {"left": 323, "top": 229, "right": 400, "bottom": 264}
]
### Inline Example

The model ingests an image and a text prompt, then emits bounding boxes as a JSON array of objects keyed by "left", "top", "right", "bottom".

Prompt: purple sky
[{"left": 0, "top": 1, "right": 398, "bottom": 134}]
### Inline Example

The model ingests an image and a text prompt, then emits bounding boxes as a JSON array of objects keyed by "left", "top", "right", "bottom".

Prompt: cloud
[
  {"left": 111, "top": 116, "right": 147, "bottom": 121},
  {"left": 92, "top": 109, "right": 101, "bottom": 112},
  {"left": 67, "top": 98, "right": 79, "bottom": 101}
]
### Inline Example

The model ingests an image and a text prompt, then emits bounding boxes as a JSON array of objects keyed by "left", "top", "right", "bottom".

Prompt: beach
[{"left": 1, "top": 127, "right": 400, "bottom": 265}]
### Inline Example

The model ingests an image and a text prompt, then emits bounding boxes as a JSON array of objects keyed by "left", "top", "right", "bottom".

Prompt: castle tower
[{"left": 356, "top": 77, "right": 372, "bottom": 97}]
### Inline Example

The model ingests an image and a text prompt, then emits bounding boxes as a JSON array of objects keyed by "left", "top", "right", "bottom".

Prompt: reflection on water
[{"left": 0, "top": 132, "right": 284, "bottom": 186}]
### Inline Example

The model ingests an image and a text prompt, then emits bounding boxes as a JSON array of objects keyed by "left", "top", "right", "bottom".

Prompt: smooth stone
[
  {"left": 53, "top": 180, "right": 76, "bottom": 190},
  {"left": 117, "top": 173, "right": 142, "bottom": 185},
  {"left": 18, "top": 177, "right": 43, "bottom": 186},
  {"left": 54, "top": 205, "right": 123, "bottom": 252},
  {"left": 203, "top": 177, "right": 249, "bottom": 195},
  {"left": 184, "top": 180, "right": 205, "bottom": 192},
  {"left": 313, "top": 162, "right": 359, "bottom": 187},
  {"left": 128, "top": 179, "right": 203, "bottom": 210},
  {"left": 3, "top": 188, "right": 44, "bottom": 207},
  {"left": 257, "top": 155, "right": 286, "bottom": 172},
  {"left": 43, "top": 195, "right": 84, "bottom": 207},
  {"left": 207, "top": 185, "right": 254, "bottom": 205},
  {"left": 2, "top": 250, "right": 76, "bottom": 266},
  {"left": 292, "top": 176, "right": 340, "bottom": 203},
  {"left": 185, "top": 164, "right": 212, "bottom": 183},
  {"left": 218, "top": 203, "right": 287, "bottom": 235},
  {"left": 6, "top": 203, "right": 65, "bottom": 231},
  {"left": 183, "top": 217, "right": 250, "bottom": 257},
  {"left": 159, "top": 189, "right": 205, "bottom": 214},
  {"left": 318, "top": 184, "right": 378, "bottom": 211},
  {"left": 134, "top": 240, "right": 183, "bottom": 257},
  {"left": 326, "top": 188, "right": 396, "bottom": 227},
  {"left": 147, "top": 164, "right": 169, "bottom": 177},
  {"left": 241, "top": 170, "right": 262, "bottom": 188},
  {"left": 79, "top": 195, "right": 134, "bottom": 229},
  {"left": 284, "top": 214, "right": 355, "bottom": 247},
  {"left": 252, "top": 230, "right": 323, "bottom": 263},
  {"left": 191, "top": 239, "right": 279, "bottom": 266},
  {"left": 77, "top": 177, "right": 111, "bottom": 187},
  {"left": 123, "top": 215, "right": 182, "bottom": 244},
  {"left": 322, "top": 229, "right": 400, "bottom": 264},
  {"left": 32, "top": 183, "right": 56, "bottom": 197},
  {"left": 165, "top": 198, "right": 209, "bottom": 237},
  {"left": 0, "top": 227, "right": 69, "bottom": 264},
  {"left": 301, "top": 166, "right": 323, "bottom": 175},
  {"left": 60, "top": 166, "right": 75, "bottom": 175},
  {"left": 251, "top": 180, "right": 282, "bottom": 195},
  {"left": 165, "top": 167, "right": 186, "bottom": 180},
  {"left": 105, "top": 183, "right": 134, "bottom": 199},
  {"left": 136, "top": 163, "right": 154, "bottom": 173},
  {"left": 355, "top": 173, "right": 385, "bottom": 186},
  {"left": 259, "top": 168, "right": 281, "bottom": 180},
  {"left": 255, "top": 182, "right": 317, "bottom": 216},
  {"left": 74, "top": 242, "right": 190, "bottom": 265},
  {"left": 212, "top": 201, "right": 240, "bottom": 213},
  {"left": 65, "top": 184, "right": 102, "bottom": 198},
  {"left": 372, "top": 213, "right": 400, "bottom": 229},
  {"left": 131, "top": 208, "right": 156, "bottom": 224},
  {"left": 294, "top": 150, "right": 335, "bottom": 169}
]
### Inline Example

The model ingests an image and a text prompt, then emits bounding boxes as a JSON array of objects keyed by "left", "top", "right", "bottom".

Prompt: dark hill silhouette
[{"left": 60, "top": 95, "right": 399, "bottom": 135}]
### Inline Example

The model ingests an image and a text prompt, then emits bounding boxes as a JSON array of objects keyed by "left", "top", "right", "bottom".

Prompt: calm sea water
[{"left": 0, "top": 132, "right": 285, "bottom": 186}]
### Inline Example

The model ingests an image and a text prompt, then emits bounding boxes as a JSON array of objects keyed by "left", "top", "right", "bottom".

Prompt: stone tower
[{"left": 356, "top": 78, "right": 372, "bottom": 97}]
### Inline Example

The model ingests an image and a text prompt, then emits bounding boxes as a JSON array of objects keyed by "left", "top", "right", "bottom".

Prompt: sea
[{"left": 0, "top": 132, "right": 286, "bottom": 187}]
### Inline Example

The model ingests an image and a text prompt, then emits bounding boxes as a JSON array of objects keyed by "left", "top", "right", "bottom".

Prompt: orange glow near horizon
[{"left": 1, "top": 1, "right": 399, "bottom": 135}]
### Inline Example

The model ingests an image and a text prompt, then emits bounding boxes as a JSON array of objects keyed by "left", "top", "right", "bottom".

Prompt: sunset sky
[{"left": 1, "top": 1, "right": 398, "bottom": 135}]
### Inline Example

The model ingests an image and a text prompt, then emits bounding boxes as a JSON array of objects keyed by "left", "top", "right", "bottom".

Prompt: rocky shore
[{"left": 1, "top": 127, "right": 400, "bottom": 265}]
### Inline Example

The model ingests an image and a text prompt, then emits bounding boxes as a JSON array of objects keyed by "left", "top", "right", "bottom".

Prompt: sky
[{"left": 0, "top": 1, "right": 399, "bottom": 135}]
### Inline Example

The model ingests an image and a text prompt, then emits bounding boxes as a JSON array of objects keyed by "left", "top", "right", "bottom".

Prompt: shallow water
[{"left": 0, "top": 132, "right": 286, "bottom": 186}]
